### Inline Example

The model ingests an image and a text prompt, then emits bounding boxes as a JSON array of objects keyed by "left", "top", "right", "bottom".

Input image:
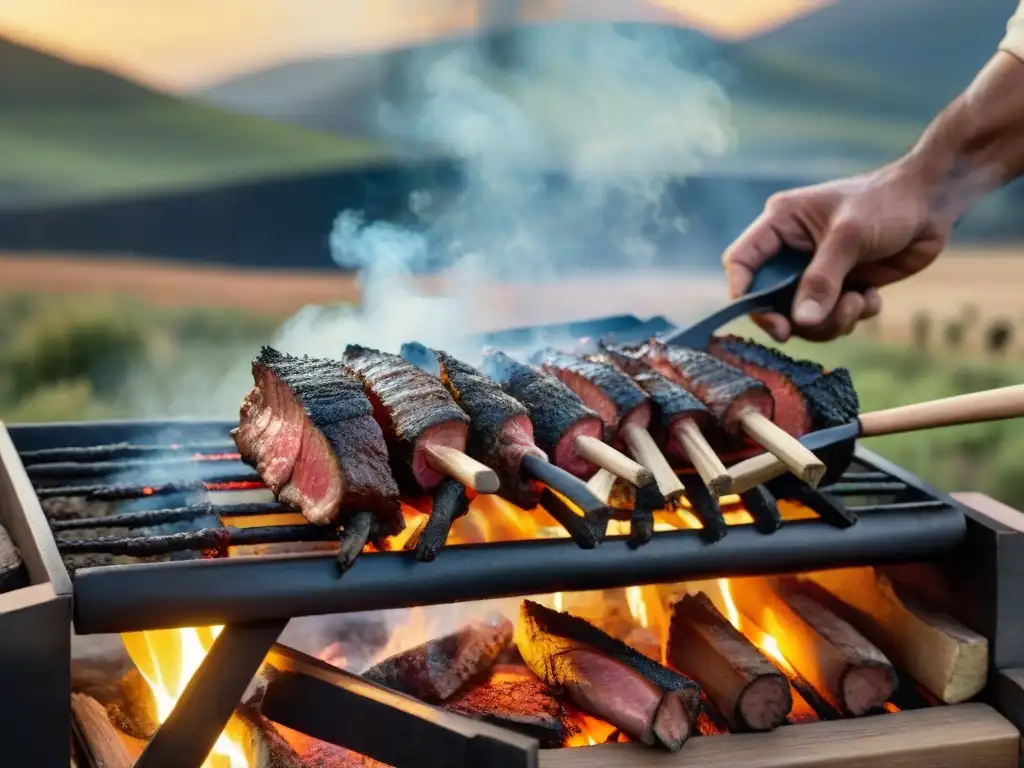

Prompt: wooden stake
[
  {"left": 737, "top": 410, "right": 825, "bottom": 487},
  {"left": 620, "top": 423, "right": 685, "bottom": 502},
  {"left": 670, "top": 418, "right": 733, "bottom": 496},
  {"left": 729, "top": 577, "right": 896, "bottom": 716},
  {"left": 71, "top": 693, "right": 134, "bottom": 768},
  {"left": 422, "top": 444, "right": 500, "bottom": 494},
  {"left": 585, "top": 469, "right": 619, "bottom": 505},
  {"left": 801, "top": 568, "right": 988, "bottom": 704},
  {"left": 574, "top": 435, "right": 654, "bottom": 488},
  {"left": 858, "top": 383, "right": 1024, "bottom": 436}
]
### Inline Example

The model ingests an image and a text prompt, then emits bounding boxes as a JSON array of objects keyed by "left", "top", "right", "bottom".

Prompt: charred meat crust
[
  {"left": 707, "top": 335, "right": 859, "bottom": 429},
  {"left": 597, "top": 348, "right": 711, "bottom": 432},
  {"left": 642, "top": 343, "right": 773, "bottom": 433},
  {"left": 342, "top": 344, "right": 469, "bottom": 491},
  {"left": 481, "top": 350, "right": 602, "bottom": 471},
  {"left": 233, "top": 346, "right": 402, "bottom": 532},
  {"left": 361, "top": 612, "right": 514, "bottom": 702},
  {"left": 531, "top": 348, "right": 649, "bottom": 440},
  {"left": 431, "top": 349, "right": 546, "bottom": 508}
]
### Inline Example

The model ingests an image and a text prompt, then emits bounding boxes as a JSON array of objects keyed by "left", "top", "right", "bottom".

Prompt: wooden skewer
[
  {"left": 585, "top": 468, "right": 619, "bottom": 504},
  {"left": 730, "top": 384, "right": 1024, "bottom": 494},
  {"left": 620, "top": 423, "right": 685, "bottom": 502},
  {"left": 857, "top": 383, "right": 1024, "bottom": 436},
  {"left": 422, "top": 444, "right": 500, "bottom": 494},
  {"left": 737, "top": 408, "right": 826, "bottom": 487},
  {"left": 574, "top": 435, "right": 653, "bottom": 488},
  {"left": 670, "top": 418, "right": 733, "bottom": 497}
]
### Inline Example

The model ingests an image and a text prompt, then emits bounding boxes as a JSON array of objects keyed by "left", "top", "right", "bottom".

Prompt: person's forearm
[{"left": 897, "top": 52, "right": 1024, "bottom": 222}]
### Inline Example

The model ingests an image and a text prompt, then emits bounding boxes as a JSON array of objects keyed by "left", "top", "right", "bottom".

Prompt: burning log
[
  {"left": 801, "top": 568, "right": 988, "bottom": 704},
  {"left": 730, "top": 576, "right": 897, "bottom": 716},
  {"left": 342, "top": 345, "right": 498, "bottom": 495},
  {"left": 71, "top": 693, "right": 134, "bottom": 768},
  {"left": 0, "top": 523, "right": 23, "bottom": 591},
  {"left": 361, "top": 612, "right": 514, "bottom": 702},
  {"left": 639, "top": 341, "right": 825, "bottom": 487},
  {"left": 48, "top": 501, "right": 293, "bottom": 531},
  {"left": 668, "top": 593, "right": 791, "bottom": 732},
  {"left": 515, "top": 599, "right": 701, "bottom": 751},
  {"left": 445, "top": 663, "right": 572, "bottom": 747},
  {"left": 480, "top": 349, "right": 652, "bottom": 486}
]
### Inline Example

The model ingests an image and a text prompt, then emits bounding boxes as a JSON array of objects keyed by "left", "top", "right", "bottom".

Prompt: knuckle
[
  {"left": 801, "top": 270, "right": 836, "bottom": 298},
  {"left": 765, "top": 192, "right": 795, "bottom": 215}
]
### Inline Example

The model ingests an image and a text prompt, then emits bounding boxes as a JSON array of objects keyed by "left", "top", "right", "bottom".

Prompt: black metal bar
[
  {"left": 740, "top": 486, "right": 783, "bottom": 534},
  {"left": 415, "top": 478, "right": 471, "bottom": 563},
  {"left": 521, "top": 454, "right": 609, "bottom": 521},
  {"left": 845, "top": 500, "right": 949, "bottom": 514},
  {"left": 538, "top": 489, "right": 600, "bottom": 549},
  {"left": 681, "top": 474, "right": 727, "bottom": 542},
  {"left": 824, "top": 481, "right": 909, "bottom": 496},
  {"left": 35, "top": 474, "right": 263, "bottom": 500},
  {"left": 260, "top": 644, "right": 538, "bottom": 768},
  {"left": 56, "top": 524, "right": 338, "bottom": 557},
  {"left": 72, "top": 504, "right": 966, "bottom": 634},
  {"left": 49, "top": 501, "right": 293, "bottom": 531},
  {"left": 18, "top": 440, "right": 237, "bottom": 465},
  {"left": 26, "top": 456, "right": 245, "bottom": 481},
  {"left": 134, "top": 619, "right": 287, "bottom": 768},
  {"left": 832, "top": 472, "right": 892, "bottom": 484},
  {"left": 7, "top": 418, "right": 236, "bottom": 452},
  {"left": 785, "top": 486, "right": 858, "bottom": 529}
]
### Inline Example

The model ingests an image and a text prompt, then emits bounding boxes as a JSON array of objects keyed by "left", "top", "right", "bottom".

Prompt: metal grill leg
[{"left": 134, "top": 619, "right": 288, "bottom": 768}]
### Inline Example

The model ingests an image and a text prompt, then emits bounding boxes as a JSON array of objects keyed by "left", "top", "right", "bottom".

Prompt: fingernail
[{"left": 794, "top": 299, "right": 823, "bottom": 325}]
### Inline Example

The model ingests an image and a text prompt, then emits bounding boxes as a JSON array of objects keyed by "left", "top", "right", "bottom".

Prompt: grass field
[
  {"left": 2, "top": 248, "right": 1024, "bottom": 508},
  {"left": 0, "top": 36, "right": 388, "bottom": 205}
]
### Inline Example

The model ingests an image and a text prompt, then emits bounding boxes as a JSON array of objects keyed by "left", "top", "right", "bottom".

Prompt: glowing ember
[{"left": 121, "top": 626, "right": 250, "bottom": 768}]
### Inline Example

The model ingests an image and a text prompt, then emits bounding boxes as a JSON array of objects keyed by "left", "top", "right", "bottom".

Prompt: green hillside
[{"left": 0, "top": 36, "right": 389, "bottom": 206}]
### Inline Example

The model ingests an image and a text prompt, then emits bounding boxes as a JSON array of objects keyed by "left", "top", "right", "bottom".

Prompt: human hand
[{"left": 722, "top": 162, "right": 951, "bottom": 342}]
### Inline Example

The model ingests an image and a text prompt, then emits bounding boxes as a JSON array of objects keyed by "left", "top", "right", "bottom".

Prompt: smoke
[{"left": 257, "top": 20, "right": 733, "bottom": 373}]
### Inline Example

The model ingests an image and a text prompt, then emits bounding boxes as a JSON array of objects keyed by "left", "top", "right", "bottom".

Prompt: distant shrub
[
  {"left": 960, "top": 303, "right": 980, "bottom": 327},
  {"left": 167, "top": 306, "right": 282, "bottom": 347},
  {"left": 911, "top": 312, "right": 931, "bottom": 351},
  {"left": 4, "top": 302, "right": 148, "bottom": 400},
  {"left": 5, "top": 379, "right": 117, "bottom": 424},
  {"left": 944, "top": 319, "right": 965, "bottom": 350},
  {"left": 985, "top": 320, "right": 1013, "bottom": 357}
]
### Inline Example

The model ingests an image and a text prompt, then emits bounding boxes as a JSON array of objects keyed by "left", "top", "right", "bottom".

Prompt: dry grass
[{"left": 2, "top": 246, "right": 1023, "bottom": 343}]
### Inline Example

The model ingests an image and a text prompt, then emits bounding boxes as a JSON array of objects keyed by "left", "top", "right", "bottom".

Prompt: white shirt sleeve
[{"left": 999, "top": 0, "right": 1024, "bottom": 61}]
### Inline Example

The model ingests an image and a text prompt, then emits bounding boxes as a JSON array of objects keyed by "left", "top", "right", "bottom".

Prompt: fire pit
[{"left": 2, "top": 313, "right": 1024, "bottom": 768}]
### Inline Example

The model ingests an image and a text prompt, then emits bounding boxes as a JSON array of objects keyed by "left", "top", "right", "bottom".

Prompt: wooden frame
[
  {"left": 540, "top": 705, "right": 1018, "bottom": 768},
  {"left": 0, "top": 423, "right": 74, "bottom": 768}
]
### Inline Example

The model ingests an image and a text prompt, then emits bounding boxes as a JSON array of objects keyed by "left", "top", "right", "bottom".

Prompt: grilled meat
[
  {"left": 362, "top": 612, "right": 513, "bottom": 702},
  {"left": 516, "top": 599, "right": 701, "bottom": 751},
  {"left": 342, "top": 344, "right": 469, "bottom": 493},
  {"left": 530, "top": 348, "right": 651, "bottom": 444},
  {"left": 480, "top": 350, "right": 603, "bottom": 477},
  {"left": 232, "top": 347, "right": 402, "bottom": 533},
  {"left": 598, "top": 347, "right": 711, "bottom": 445},
  {"left": 634, "top": 340, "right": 773, "bottom": 436},
  {"left": 707, "top": 335, "right": 859, "bottom": 432},
  {"left": 403, "top": 343, "right": 546, "bottom": 508}
]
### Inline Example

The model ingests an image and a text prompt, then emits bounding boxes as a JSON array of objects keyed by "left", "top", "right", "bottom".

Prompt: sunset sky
[{"left": 0, "top": 0, "right": 829, "bottom": 90}]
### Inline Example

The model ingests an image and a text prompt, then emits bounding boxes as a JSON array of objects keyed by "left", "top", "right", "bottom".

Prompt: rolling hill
[
  {"left": 748, "top": 0, "right": 1019, "bottom": 115},
  {"left": 196, "top": 20, "right": 930, "bottom": 171},
  {"left": 0, "top": 36, "right": 389, "bottom": 206}
]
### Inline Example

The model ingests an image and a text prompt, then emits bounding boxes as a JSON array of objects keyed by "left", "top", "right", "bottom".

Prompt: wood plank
[
  {"left": 539, "top": 704, "right": 1019, "bottom": 768},
  {"left": 0, "top": 422, "right": 72, "bottom": 593}
]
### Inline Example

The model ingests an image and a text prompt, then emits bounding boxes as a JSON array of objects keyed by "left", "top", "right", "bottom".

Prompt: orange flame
[{"left": 121, "top": 626, "right": 250, "bottom": 767}]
